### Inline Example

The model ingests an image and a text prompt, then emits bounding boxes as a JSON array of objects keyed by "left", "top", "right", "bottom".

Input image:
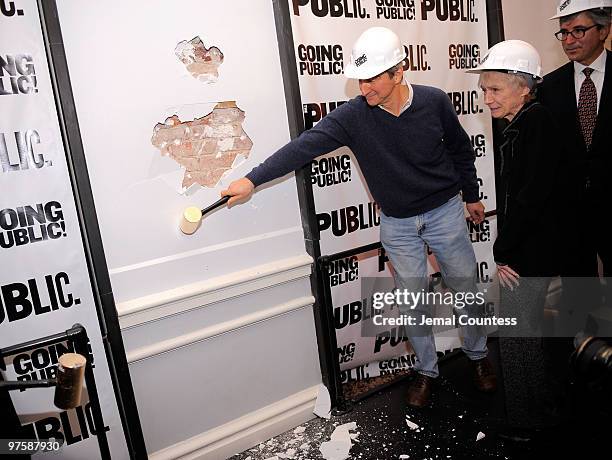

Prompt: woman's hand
[{"left": 496, "top": 263, "right": 520, "bottom": 290}]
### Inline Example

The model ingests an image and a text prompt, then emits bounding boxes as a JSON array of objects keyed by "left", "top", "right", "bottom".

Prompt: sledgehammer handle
[{"left": 202, "top": 196, "right": 230, "bottom": 216}]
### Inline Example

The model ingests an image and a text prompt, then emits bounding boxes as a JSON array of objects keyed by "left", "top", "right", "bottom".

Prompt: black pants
[
  {"left": 560, "top": 193, "right": 611, "bottom": 334},
  {"left": 499, "top": 277, "right": 569, "bottom": 428}
]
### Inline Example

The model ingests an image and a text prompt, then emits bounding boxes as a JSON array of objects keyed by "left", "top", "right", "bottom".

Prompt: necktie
[{"left": 578, "top": 67, "right": 597, "bottom": 150}]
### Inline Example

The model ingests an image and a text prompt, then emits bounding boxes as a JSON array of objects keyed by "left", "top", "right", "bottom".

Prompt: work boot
[
  {"left": 472, "top": 357, "right": 497, "bottom": 392},
  {"left": 405, "top": 373, "right": 434, "bottom": 408}
]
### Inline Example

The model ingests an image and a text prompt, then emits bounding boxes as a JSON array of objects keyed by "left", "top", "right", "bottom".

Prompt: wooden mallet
[{"left": 180, "top": 196, "right": 230, "bottom": 235}]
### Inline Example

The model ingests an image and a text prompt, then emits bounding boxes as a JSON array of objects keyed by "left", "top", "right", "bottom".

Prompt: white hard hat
[
  {"left": 466, "top": 40, "right": 543, "bottom": 81},
  {"left": 550, "top": 0, "right": 612, "bottom": 19},
  {"left": 344, "top": 27, "right": 407, "bottom": 79}
]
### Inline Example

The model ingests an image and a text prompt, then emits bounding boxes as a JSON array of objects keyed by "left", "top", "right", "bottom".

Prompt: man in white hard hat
[
  {"left": 539, "top": 0, "right": 611, "bottom": 330},
  {"left": 223, "top": 27, "right": 495, "bottom": 408}
]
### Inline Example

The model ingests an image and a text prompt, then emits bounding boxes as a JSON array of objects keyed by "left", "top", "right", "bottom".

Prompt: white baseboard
[{"left": 149, "top": 385, "right": 320, "bottom": 460}]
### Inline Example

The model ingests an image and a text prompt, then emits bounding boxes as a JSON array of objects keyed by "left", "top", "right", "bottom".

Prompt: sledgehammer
[{"left": 179, "top": 195, "right": 230, "bottom": 235}]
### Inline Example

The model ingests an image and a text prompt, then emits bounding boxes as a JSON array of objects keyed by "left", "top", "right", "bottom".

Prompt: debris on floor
[
  {"left": 343, "top": 370, "right": 411, "bottom": 401},
  {"left": 229, "top": 348, "right": 588, "bottom": 460},
  {"left": 405, "top": 416, "right": 420, "bottom": 431},
  {"left": 314, "top": 383, "right": 332, "bottom": 419},
  {"left": 319, "top": 422, "right": 359, "bottom": 460},
  {"left": 230, "top": 374, "right": 509, "bottom": 460}
]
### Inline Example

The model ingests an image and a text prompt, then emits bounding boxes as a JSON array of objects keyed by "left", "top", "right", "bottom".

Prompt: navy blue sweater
[{"left": 247, "top": 85, "right": 479, "bottom": 218}]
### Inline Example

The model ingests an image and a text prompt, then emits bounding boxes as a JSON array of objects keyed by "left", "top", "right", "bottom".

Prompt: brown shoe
[
  {"left": 406, "top": 373, "right": 434, "bottom": 408},
  {"left": 472, "top": 357, "right": 497, "bottom": 392}
]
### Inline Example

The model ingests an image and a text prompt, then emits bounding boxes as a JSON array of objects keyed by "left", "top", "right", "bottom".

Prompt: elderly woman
[{"left": 468, "top": 40, "right": 567, "bottom": 441}]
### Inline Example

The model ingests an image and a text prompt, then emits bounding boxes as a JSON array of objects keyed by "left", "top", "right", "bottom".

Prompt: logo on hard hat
[
  {"left": 480, "top": 53, "right": 489, "bottom": 64},
  {"left": 354, "top": 54, "right": 367, "bottom": 67},
  {"left": 559, "top": 0, "right": 571, "bottom": 11}
]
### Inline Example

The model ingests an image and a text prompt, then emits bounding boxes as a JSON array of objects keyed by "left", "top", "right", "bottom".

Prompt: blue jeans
[{"left": 380, "top": 194, "right": 488, "bottom": 377}]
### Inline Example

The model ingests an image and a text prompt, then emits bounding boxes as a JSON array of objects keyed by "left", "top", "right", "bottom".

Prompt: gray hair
[
  {"left": 385, "top": 62, "right": 404, "bottom": 78},
  {"left": 478, "top": 70, "right": 540, "bottom": 100},
  {"left": 560, "top": 8, "right": 611, "bottom": 28},
  {"left": 507, "top": 72, "right": 539, "bottom": 93}
]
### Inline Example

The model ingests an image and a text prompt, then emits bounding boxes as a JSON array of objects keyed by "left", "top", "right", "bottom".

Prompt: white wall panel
[
  {"left": 55, "top": 1, "right": 322, "bottom": 456},
  {"left": 56, "top": 0, "right": 309, "bottom": 300},
  {"left": 128, "top": 306, "right": 321, "bottom": 455}
]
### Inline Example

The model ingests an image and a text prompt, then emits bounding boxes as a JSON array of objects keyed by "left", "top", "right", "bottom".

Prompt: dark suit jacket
[{"left": 539, "top": 49, "right": 611, "bottom": 200}]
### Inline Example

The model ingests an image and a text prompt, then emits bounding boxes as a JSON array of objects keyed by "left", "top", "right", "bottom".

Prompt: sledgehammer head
[
  {"left": 179, "top": 196, "right": 230, "bottom": 235},
  {"left": 54, "top": 353, "right": 86, "bottom": 410},
  {"left": 180, "top": 206, "right": 203, "bottom": 235}
]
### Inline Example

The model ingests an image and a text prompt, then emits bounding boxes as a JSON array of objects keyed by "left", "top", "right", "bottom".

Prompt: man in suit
[{"left": 539, "top": 1, "right": 611, "bottom": 334}]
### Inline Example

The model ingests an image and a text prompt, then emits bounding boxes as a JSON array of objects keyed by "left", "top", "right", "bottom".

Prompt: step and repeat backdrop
[
  {"left": 1, "top": 1, "right": 130, "bottom": 458},
  {"left": 289, "top": 0, "right": 498, "bottom": 382}
]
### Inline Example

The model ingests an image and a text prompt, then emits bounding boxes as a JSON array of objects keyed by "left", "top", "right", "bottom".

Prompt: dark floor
[{"left": 230, "top": 338, "right": 609, "bottom": 460}]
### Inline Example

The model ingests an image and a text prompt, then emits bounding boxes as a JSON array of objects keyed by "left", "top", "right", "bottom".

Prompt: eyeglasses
[{"left": 554, "top": 24, "right": 599, "bottom": 41}]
